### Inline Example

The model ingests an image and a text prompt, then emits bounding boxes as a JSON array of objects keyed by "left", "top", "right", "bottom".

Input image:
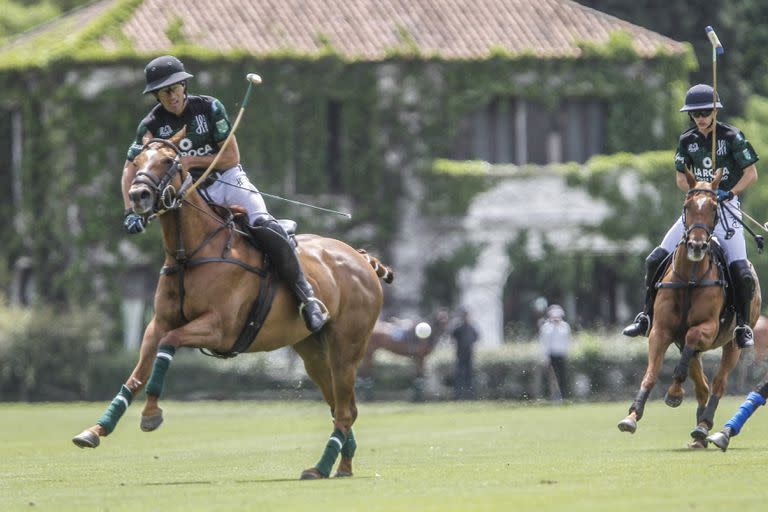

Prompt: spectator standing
[
  {"left": 538, "top": 304, "right": 572, "bottom": 401},
  {"left": 452, "top": 307, "right": 479, "bottom": 400}
]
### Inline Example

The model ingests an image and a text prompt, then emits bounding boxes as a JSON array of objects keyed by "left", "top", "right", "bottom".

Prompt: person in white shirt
[{"left": 538, "top": 304, "right": 572, "bottom": 400}]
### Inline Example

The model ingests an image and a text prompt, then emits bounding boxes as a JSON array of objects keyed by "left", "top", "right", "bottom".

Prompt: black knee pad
[
  {"left": 730, "top": 260, "right": 755, "bottom": 296},
  {"left": 644, "top": 247, "right": 670, "bottom": 287}
]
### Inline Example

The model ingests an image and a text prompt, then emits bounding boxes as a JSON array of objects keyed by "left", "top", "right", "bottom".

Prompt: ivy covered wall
[{"left": 0, "top": 41, "right": 692, "bottom": 341}]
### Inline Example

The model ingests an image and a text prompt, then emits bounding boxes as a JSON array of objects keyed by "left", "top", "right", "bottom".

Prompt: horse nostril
[{"left": 140, "top": 190, "right": 150, "bottom": 201}]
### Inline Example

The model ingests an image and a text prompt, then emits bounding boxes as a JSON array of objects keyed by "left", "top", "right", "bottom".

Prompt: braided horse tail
[{"left": 357, "top": 249, "right": 394, "bottom": 284}]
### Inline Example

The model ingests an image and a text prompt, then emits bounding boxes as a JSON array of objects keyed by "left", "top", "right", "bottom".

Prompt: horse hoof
[
  {"left": 617, "top": 417, "right": 637, "bottom": 434},
  {"left": 687, "top": 438, "right": 708, "bottom": 449},
  {"left": 334, "top": 471, "right": 353, "bottom": 478},
  {"left": 72, "top": 430, "right": 100, "bottom": 449},
  {"left": 707, "top": 431, "right": 731, "bottom": 452},
  {"left": 140, "top": 412, "right": 164, "bottom": 432},
  {"left": 664, "top": 393, "right": 683, "bottom": 408},
  {"left": 690, "top": 425, "right": 709, "bottom": 441},
  {"left": 300, "top": 468, "right": 326, "bottom": 480}
]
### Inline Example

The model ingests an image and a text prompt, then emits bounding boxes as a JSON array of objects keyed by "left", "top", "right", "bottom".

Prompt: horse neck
[{"left": 158, "top": 191, "right": 222, "bottom": 255}]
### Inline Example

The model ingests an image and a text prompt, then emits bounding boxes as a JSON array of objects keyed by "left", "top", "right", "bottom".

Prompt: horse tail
[{"left": 357, "top": 249, "right": 394, "bottom": 284}]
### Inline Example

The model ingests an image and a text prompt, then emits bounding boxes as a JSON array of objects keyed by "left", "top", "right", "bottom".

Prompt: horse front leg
[
  {"left": 72, "top": 319, "right": 162, "bottom": 448},
  {"left": 687, "top": 354, "right": 711, "bottom": 448},
  {"left": 618, "top": 331, "right": 669, "bottom": 433},
  {"left": 139, "top": 312, "right": 223, "bottom": 432},
  {"left": 664, "top": 336, "right": 698, "bottom": 407}
]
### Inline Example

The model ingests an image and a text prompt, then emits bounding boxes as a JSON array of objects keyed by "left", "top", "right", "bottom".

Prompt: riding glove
[
  {"left": 123, "top": 210, "right": 146, "bottom": 234},
  {"left": 716, "top": 189, "right": 734, "bottom": 203}
]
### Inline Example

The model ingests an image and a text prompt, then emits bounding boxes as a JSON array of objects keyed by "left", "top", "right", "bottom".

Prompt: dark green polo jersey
[
  {"left": 674, "top": 121, "right": 759, "bottom": 191},
  {"left": 126, "top": 94, "right": 232, "bottom": 178}
]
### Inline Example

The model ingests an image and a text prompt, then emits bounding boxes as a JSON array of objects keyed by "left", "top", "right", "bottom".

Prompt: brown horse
[
  {"left": 72, "top": 129, "right": 393, "bottom": 479},
  {"left": 358, "top": 309, "right": 450, "bottom": 400},
  {"left": 617, "top": 168, "right": 761, "bottom": 447}
]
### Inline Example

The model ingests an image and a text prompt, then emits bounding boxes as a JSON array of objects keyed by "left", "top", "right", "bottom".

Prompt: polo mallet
[{"left": 705, "top": 26, "right": 724, "bottom": 171}]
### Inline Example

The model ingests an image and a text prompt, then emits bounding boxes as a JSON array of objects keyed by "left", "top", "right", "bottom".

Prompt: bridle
[
  {"left": 132, "top": 138, "right": 187, "bottom": 212},
  {"left": 682, "top": 187, "right": 719, "bottom": 247}
]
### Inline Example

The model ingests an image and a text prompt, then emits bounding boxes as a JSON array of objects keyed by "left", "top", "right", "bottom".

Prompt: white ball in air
[{"left": 415, "top": 322, "right": 432, "bottom": 339}]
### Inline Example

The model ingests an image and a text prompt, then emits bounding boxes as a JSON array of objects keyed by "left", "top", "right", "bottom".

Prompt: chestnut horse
[
  {"left": 358, "top": 309, "right": 450, "bottom": 400},
  {"left": 72, "top": 130, "right": 393, "bottom": 479},
  {"left": 617, "top": 168, "right": 761, "bottom": 447}
]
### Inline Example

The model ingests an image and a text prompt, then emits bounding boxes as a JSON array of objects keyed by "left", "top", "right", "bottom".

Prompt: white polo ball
[{"left": 415, "top": 322, "right": 432, "bottom": 339}]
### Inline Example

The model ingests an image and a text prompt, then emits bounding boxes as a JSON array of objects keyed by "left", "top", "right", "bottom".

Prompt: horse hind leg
[
  {"left": 293, "top": 336, "right": 358, "bottom": 479},
  {"left": 303, "top": 316, "right": 371, "bottom": 479}
]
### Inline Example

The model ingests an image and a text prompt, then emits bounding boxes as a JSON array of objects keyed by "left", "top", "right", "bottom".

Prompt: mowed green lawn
[{"left": 1, "top": 398, "right": 767, "bottom": 511}]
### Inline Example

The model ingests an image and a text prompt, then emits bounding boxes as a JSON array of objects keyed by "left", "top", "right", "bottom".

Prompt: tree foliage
[{"left": 576, "top": 0, "right": 768, "bottom": 114}]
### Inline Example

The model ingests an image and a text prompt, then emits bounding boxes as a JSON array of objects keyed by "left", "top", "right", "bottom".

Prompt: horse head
[
  {"left": 682, "top": 166, "right": 721, "bottom": 262},
  {"left": 129, "top": 127, "right": 187, "bottom": 215}
]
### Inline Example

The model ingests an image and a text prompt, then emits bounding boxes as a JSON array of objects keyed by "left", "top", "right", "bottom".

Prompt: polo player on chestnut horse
[
  {"left": 618, "top": 167, "right": 760, "bottom": 448},
  {"left": 72, "top": 129, "right": 393, "bottom": 479}
]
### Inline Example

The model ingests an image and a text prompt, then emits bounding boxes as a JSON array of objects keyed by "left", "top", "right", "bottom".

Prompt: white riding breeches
[
  {"left": 660, "top": 196, "right": 746, "bottom": 264},
  {"left": 201, "top": 165, "right": 268, "bottom": 224}
]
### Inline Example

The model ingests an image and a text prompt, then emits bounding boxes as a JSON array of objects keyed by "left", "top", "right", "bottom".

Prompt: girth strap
[
  {"left": 161, "top": 257, "right": 267, "bottom": 277},
  {"left": 200, "top": 263, "right": 278, "bottom": 358},
  {"left": 656, "top": 279, "right": 725, "bottom": 289}
]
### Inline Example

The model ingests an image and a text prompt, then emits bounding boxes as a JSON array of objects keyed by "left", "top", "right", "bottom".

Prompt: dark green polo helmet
[
  {"left": 680, "top": 84, "right": 723, "bottom": 112},
  {"left": 142, "top": 55, "right": 194, "bottom": 94}
]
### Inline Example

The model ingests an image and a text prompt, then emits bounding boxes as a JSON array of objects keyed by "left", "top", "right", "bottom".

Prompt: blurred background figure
[
  {"left": 538, "top": 304, "right": 572, "bottom": 402},
  {"left": 451, "top": 307, "right": 479, "bottom": 400}
]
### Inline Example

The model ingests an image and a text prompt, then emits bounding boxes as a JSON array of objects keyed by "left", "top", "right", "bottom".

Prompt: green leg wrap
[
  {"left": 314, "top": 428, "right": 346, "bottom": 477},
  {"left": 97, "top": 384, "right": 134, "bottom": 435},
  {"left": 145, "top": 345, "right": 176, "bottom": 398},
  {"left": 341, "top": 428, "right": 356, "bottom": 459}
]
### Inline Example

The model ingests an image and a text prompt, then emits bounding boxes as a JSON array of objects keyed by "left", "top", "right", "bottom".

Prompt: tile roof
[
  {"left": 3, "top": 0, "right": 687, "bottom": 63},
  {"left": 122, "top": 0, "right": 686, "bottom": 59}
]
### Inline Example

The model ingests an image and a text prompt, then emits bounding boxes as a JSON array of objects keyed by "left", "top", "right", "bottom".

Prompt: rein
[
  {"left": 135, "top": 140, "right": 268, "bottom": 324},
  {"left": 658, "top": 188, "right": 727, "bottom": 338}
]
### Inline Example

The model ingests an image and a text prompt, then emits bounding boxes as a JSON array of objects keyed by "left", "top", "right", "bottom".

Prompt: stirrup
[
  {"left": 622, "top": 312, "right": 650, "bottom": 338},
  {"left": 299, "top": 297, "right": 330, "bottom": 331},
  {"left": 734, "top": 324, "right": 754, "bottom": 349}
]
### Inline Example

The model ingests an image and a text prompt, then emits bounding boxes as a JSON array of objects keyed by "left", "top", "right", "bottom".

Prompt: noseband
[
  {"left": 132, "top": 138, "right": 183, "bottom": 211},
  {"left": 682, "top": 188, "right": 718, "bottom": 244}
]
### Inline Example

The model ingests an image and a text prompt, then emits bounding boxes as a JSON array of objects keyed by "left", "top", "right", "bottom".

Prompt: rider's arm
[
  {"left": 675, "top": 170, "right": 689, "bottom": 192},
  {"left": 121, "top": 160, "right": 139, "bottom": 210},
  {"left": 730, "top": 164, "right": 758, "bottom": 197},
  {"left": 180, "top": 136, "right": 240, "bottom": 172}
]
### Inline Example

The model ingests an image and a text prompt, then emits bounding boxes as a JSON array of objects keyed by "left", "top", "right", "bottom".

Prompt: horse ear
[
  {"left": 711, "top": 167, "right": 724, "bottom": 189},
  {"left": 169, "top": 125, "right": 187, "bottom": 145},
  {"left": 684, "top": 165, "right": 697, "bottom": 189}
]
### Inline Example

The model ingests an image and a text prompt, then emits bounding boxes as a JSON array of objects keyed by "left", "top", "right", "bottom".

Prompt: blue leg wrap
[
  {"left": 145, "top": 345, "right": 176, "bottom": 397},
  {"left": 315, "top": 428, "right": 346, "bottom": 477},
  {"left": 724, "top": 391, "right": 767, "bottom": 436},
  {"left": 97, "top": 385, "right": 134, "bottom": 435}
]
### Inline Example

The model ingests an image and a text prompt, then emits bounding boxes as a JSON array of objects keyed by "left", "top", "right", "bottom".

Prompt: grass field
[{"left": 1, "top": 398, "right": 768, "bottom": 511}]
